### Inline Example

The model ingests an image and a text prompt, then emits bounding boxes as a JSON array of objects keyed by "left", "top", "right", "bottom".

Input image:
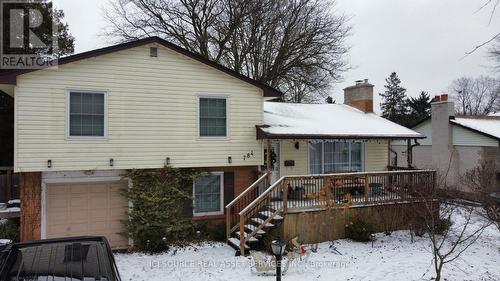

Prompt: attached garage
[{"left": 44, "top": 180, "right": 129, "bottom": 248}]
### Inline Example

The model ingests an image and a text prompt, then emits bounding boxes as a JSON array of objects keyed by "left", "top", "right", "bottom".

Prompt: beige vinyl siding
[
  {"left": 278, "top": 140, "right": 389, "bottom": 176},
  {"left": 14, "top": 43, "right": 264, "bottom": 172},
  {"left": 279, "top": 140, "right": 309, "bottom": 176},
  {"left": 452, "top": 125, "right": 498, "bottom": 147},
  {"left": 365, "top": 141, "right": 389, "bottom": 171}
]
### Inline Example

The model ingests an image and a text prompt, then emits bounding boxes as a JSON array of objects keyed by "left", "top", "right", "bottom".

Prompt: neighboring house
[
  {"left": 392, "top": 95, "right": 500, "bottom": 192},
  {"left": 0, "top": 37, "right": 427, "bottom": 249}
]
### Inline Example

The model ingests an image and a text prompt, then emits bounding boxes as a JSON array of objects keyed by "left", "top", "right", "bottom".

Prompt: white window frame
[
  {"left": 65, "top": 89, "right": 108, "bottom": 140},
  {"left": 197, "top": 95, "right": 230, "bottom": 140},
  {"left": 308, "top": 141, "right": 365, "bottom": 174},
  {"left": 193, "top": 172, "right": 224, "bottom": 216}
]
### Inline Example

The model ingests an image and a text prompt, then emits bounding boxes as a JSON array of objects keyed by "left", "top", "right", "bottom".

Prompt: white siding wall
[
  {"left": 452, "top": 125, "right": 498, "bottom": 147},
  {"left": 14, "top": 43, "right": 264, "bottom": 172},
  {"left": 365, "top": 141, "right": 389, "bottom": 171}
]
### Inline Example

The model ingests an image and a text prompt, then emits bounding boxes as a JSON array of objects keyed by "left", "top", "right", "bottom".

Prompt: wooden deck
[{"left": 226, "top": 170, "right": 436, "bottom": 254}]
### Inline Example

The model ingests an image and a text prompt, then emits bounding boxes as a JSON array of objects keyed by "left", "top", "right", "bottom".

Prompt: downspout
[
  {"left": 407, "top": 139, "right": 420, "bottom": 168},
  {"left": 388, "top": 140, "right": 397, "bottom": 168}
]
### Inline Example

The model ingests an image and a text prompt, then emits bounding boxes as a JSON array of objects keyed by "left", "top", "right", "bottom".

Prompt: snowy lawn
[{"left": 115, "top": 215, "right": 500, "bottom": 280}]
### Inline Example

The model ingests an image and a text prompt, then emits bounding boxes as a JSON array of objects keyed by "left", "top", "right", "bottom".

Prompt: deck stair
[
  {"left": 225, "top": 172, "right": 290, "bottom": 255},
  {"left": 227, "top": 206, "right": 283, "bottom": 254}
]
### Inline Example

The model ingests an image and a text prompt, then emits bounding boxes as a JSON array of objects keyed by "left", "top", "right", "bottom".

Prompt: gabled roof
[
  {"left": 258, "top": 102, "right": 425, "bottom": 139},
  {"left": 0, "top": 37, "right": 282, "bottom": 97},
  {"left": 450, "top": 116, "right": 500, "bottom": 141}
]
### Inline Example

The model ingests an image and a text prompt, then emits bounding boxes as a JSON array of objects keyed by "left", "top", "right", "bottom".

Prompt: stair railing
[
  {"left": 225, "top": 172, "right": 270, "bottom": 240},
  {"left": 238, "top": 176, "right": 288, "bottom": 254}
]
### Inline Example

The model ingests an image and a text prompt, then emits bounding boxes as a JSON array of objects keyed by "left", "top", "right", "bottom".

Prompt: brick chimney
[{"left": 343, "top": 79, "right": 374, "bottom": 113}]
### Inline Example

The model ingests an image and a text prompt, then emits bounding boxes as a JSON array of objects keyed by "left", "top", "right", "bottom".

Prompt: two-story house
[{"left": 0, "top": 37, "right": 430, "bottom": 250}]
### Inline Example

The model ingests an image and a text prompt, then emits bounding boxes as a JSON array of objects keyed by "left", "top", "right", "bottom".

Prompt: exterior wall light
[
  {"left": 166, "top": 157, "right": 171, "bottom": 165},
  {"left": 228, "top": 156, "right": 232, "bottom": 164},
  {"left": 47, "top": 160, "right": 52, "bottom": 168},
  {"left": 109, "top": 158, "right": 114, "bottom": 167}
]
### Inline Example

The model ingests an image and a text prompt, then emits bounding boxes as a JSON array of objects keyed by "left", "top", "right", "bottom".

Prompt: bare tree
[
  {"left": 103, "top": 0, "right": 351, "bottom": 102},
  {"left": 449, "top": 76, "right": 500, "bottom": 115},
  {"left": 462, "top": 159, "right": 500, "bottom": 231},
  {"left": 465, "top": 0, "right": 500, "bottom": 55},
  {"left": 410, "top": 185, "right": 492, "bottom": 281}
]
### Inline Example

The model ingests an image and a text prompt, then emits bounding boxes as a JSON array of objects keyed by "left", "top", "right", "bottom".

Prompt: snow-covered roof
[
  {"left": 261, "top": 102, "right": 424, "bottom": 139},
  {"left": 450, "top": 117, "right": 500, "bottom": 140}
]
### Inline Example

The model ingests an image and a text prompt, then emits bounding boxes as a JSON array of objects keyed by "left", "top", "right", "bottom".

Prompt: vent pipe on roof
[{"left": 343, "top": 79, "right": 374, "bottom": 113}]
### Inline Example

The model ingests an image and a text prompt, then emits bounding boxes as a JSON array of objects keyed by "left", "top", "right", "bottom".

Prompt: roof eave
[
  {"left": 256, "top": 126, "right": 426, "bottom": 140},
  {"left": 0, "top": 36, "right": 283, "bottom": 97}
]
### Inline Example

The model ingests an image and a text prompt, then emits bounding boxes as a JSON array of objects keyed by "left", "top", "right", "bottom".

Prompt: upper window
[
  {"left": 193, "top": 173, "right": 224, "bottom": 216},
  {"left": 309, "top": 141, "right": 364, "bottom": 174},
  {"left": 68, "top": 91, "right": 106, "bottom": 138},
  {"left": 199, "top": 97, "right": 227, "bottom": 137}
]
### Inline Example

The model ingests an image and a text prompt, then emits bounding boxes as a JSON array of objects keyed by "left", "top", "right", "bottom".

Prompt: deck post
[
  {"left": 239, "top": 215, "right": 246, "bottom": 255},
  {"left": 282, "top": 180, "right": 288, "bottom": 213},
  {"left": 364, "top": 175, "right": 369, "bottom": 203},
  {"left": 226, "top": 207, "right": 231, "bottom": 240}
]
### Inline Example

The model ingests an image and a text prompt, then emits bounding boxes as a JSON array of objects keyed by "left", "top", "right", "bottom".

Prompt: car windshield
[{"left": 1, "top": 241, "right": 118, "bottom": 281}]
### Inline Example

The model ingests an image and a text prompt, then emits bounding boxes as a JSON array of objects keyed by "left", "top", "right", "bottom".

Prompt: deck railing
[
  {"left": 280, "top": 170, "right": 436, "bottom": 210},
  {"left": 225, "top": 172, "right": 270, "bottom": 239},
  {"left": 229, "top": 169, "right": 436, "bottom": 254}
]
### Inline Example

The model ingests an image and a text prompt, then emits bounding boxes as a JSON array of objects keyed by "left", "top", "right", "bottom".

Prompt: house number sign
[{"left": 243, "top": 150, "right": 255, "bottom": 160}]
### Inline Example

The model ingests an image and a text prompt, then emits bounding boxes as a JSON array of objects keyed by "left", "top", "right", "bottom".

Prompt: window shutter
[{"left": 223, "top": 172, "right": 235, "bottom": 208}]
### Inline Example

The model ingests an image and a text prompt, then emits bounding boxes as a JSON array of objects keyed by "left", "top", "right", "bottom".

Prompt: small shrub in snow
[{"left": 345, "top": 218, "right": 375, "bottom": 242}]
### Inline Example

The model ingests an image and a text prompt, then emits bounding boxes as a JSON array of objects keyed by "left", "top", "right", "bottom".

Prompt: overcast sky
[{"left": 53, "top": 0, "right": 499, "bottom": 110}]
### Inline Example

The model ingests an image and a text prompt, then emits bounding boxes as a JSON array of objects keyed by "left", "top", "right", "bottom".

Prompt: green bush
[
  {"left": 346, "top": 218, "right": 375, "bottom": 242},
  {"left": 0, "top": 219, "right": 20, "bottom": 242},
  {"left": 123, "top": 166, "right": 200, "bottom": 253},
  {"left": 432, "top": 218, "right": 452, "bottom": 235}
]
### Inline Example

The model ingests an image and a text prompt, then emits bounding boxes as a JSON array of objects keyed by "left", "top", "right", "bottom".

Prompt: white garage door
[{"left": 45, "top": 180, "right": 129, "bottom": 248}]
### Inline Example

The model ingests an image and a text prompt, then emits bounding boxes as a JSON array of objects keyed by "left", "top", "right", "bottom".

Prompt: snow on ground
[{"left": 115, "top": 213, "right": 500, "bottom": 281}]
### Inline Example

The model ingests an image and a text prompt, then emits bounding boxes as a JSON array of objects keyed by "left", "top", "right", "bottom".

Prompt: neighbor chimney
[
  {"left": 343, "top": 79, "right": 374, "bottom": 113},
  {"left": 431, "top": 94, "right": 457, "bottom": 187}
]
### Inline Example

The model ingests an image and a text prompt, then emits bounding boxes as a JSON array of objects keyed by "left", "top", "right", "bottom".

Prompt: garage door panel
[
  {"left": 46, "top": 210, "right": 68, "bottom": 222},
  {"left": 46, "top": 180, "right": 129, "bottom": 248},
  {"left": 47, "top": 196, "right": 69, "bottom": 208},
  {"left": 109, "top": 206, "right": 127, "bottom": 216},
  {"left": 69, "top": 184, "right": 92, "bottom": 194},
  {"left": 87, "top": 184, "right": 109, "bottom": 196},
  {"left": 88, "top": 196, "right": 107, "bottom": 208},
  {"left": 69, "top": 195, "right": 88, "bottom": 209}
]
